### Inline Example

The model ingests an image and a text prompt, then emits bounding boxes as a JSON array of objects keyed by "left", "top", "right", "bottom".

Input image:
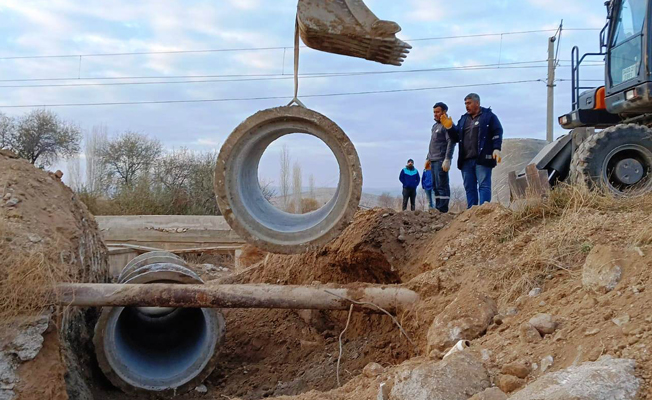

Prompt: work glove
[
  {"left": 493, "top": 149, "right": 502, "bottom": 163},
  {"left": 440, "top": 113, "right": 453, "bottom": 129},
  {"left": 442, "top": 159, "right": 451, "bottom": 172}
]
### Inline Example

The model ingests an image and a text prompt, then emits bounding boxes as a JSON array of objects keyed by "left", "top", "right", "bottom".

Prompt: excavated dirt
[
  {"left": 0, "top": 150, "right": 108, "bottom": 400},
  {"left": 4, "top": 152, "right": 652, "bottom": 400}
]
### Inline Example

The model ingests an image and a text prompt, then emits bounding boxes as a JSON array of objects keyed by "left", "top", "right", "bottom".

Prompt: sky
[{"left": 0, "top": 0, "right": 609, "bottom": 192}]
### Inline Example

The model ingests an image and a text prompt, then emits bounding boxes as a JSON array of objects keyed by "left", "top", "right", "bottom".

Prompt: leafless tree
[
  {"left": 0, "top": 112, "right": 14, "bottom": 149},
  {"left": 100, "top": 131, "right": 162, "bottom": 187},
  {"left": 279, "top": 144, "right": 291, "bottom": 211},
  {"left": 85, "top": 125, "right": 109, "bottom": 195},
  {"left": 259, "top": 178, "right": 276, "bottom": 202},
  {"left": 450, "top": 185, "right": 467, "bottom": 212},
  {"left": 7, "top": 109, "right": 81, "bottom": 166},
  {"left": 292, "top": 161, "right": 302, "bottom": 214},
  {"left": 416, "top": 189, "right": 428, "bottom": 211},
  {"left": 66, "top": 155, "right": 83, "bottom": 192},
  {"left": 309, "top": 173, "right": 315, "bottom": 199},
  {"left": 378, "top": 192, "right": 394, "bottom": 208}
]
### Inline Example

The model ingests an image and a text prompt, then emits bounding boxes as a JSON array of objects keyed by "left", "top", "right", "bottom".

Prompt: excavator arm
[{"left": 297, "top": 0, "right": 411, "bottom": 66}]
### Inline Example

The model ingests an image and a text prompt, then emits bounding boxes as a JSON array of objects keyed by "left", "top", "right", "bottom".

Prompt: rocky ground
[{"left": 1, "top": 149, "right": 651, "bottom": 399}]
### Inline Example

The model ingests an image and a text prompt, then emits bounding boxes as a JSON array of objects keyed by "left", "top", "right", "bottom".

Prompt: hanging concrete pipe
[
  {"left": 93, "top": 252, "right": 226, "bottom": 395},
  {"left": 214, "top": 106, "right": 363, "bottom": 254}
]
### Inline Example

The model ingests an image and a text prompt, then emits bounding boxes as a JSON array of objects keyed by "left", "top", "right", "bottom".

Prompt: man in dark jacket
[
  {"left": 399, "top": 159, "right": 420, "bottom": 211},
  {"left": 428, "top": 102, "right": 456, "bottom": 213},
  {"left": 440, "top": 93, "right": 503, "bottom": 208}
]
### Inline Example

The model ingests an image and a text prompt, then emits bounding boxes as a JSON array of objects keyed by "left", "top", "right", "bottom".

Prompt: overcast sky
[{"left": 0, "top": 0, "right": 608, "bottom": 191}]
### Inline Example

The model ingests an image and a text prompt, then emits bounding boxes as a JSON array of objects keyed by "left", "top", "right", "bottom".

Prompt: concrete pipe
[
  {"left": 94, "top": 252, "right": 226, "bottom": 395},
  {"left": 215, "top": 106, "right": 362, "bottom": 254}
]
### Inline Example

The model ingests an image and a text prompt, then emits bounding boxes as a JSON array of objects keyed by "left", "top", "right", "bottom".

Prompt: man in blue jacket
[
  {"left": 399, "top": 159, "right": 420, "bottom": 211},
  {"left": 440, "top": 93, "right": 503, "bottom": 208}
]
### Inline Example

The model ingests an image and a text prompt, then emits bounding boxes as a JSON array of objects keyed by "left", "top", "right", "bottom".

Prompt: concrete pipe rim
[{"left": 214, "top": 106, "right": 362, "bottom": 254}]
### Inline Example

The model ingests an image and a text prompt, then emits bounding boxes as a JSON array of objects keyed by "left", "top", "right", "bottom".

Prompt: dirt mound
[
  {"left": 235, "top": 209, "right": 453, "bottom": 285},
  {"left": 194, "top": 186, "right": 652, "bottom": 400},
  {"left": 0, "top": 151, "right": 108, "bottom": 400}
]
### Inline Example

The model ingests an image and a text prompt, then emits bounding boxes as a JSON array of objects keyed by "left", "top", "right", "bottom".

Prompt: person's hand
[
  {"left": 493, "top": 149, "right": 502, "bottom": 163},
  {"left": 440, "top": 113, "right": 453, "bottom": 129},
  {"left": 442, "top": 159, "right": 451, "bottom": 172}
]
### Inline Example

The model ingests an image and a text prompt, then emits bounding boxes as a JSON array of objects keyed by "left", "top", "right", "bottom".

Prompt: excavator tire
[{"left": 570, "top": 124, "right": 652, "bottom": 195}]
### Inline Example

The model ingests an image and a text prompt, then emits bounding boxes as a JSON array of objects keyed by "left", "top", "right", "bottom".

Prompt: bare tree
[
  {"left": 100, "top": 131, "right": 162, "bottom": 187},
  {"left": 416, "top": 189, "right": 428, "bottom": 211},
  {"left": 450, "top": 185, "right": 467, "bottom": 213},
  {"left": 85, "top": 125, "right": 109, "bottom": 195},
  {"left": 309, "top": 173, "right": 315, "bottom": 199},
  {"left": 292, "top": 161, "right": 302, "bottom": 214},
  {"left": 279, "top": 144, "right": 291, "bottom": 210},
  {"left": 66, "top": 155, "right": 83, "bottom": 192},
  {"left": 0, "top": 112, "right": 13, "bottom": 149},
  {"left": 378, "top": 192, "right": 394, "bottom": 208},
  {"left": 259, "top": 178, "right": 276, "bottom": 202},
  {"left": 7, "top": 109, "right": 81, "bottom": 166}
]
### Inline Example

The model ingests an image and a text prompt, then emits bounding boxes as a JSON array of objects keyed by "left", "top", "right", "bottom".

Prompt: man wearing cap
[
  {"left": 399, "top": 159, "right": 420, "bottom": 211},
  {"left": 440, "top": 93, "right": 503, "bottom": 208},
  {"left": 428, "top": 102, "right": 456, "bottom": 213}
]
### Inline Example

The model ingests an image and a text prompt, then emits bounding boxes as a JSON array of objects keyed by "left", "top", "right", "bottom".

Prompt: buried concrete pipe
[
  {"left": 94, "top": 252, "right": 226, "bottom": 395},
  {"left": 214, "top": 106, "right": 363, "bottom": 254}
]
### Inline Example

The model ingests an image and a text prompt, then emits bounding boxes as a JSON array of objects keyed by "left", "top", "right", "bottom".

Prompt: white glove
[
  {"left": 493, "top": 150, "right": 502, "bottom": 163},
  {"left": 442, "top": 159, "right": 451, "bottom": 172}
]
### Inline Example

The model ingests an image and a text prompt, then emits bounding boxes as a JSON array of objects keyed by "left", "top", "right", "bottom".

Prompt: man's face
[
  {"left": 407, "top": 161, "right": 414, "bottom": 168},
  {"left": 465, "top": 98, "right": 480, "bottom": 115},
  {"left": 433, "top": 107, "right": 443, "bottom": 122}
]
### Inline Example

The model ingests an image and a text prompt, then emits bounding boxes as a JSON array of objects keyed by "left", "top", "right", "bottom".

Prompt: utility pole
[{"left": 546, "top": 35, "right": 556, "bottom": 143}]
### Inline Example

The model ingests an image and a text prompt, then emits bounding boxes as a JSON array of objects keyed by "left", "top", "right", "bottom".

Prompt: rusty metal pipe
[{"left": 58, "top": 283, "right": 419, "bottom": 312}]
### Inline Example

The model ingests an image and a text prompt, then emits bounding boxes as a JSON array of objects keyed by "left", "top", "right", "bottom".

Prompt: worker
[
  {"left": 440, "top": 93, "right": 503, "bottom": 208},
  {"left": 422, "top": 160, "right": 434, "bottom": 209},
  {"left": 428, "top": 102, "right": 455, "bottom": 213},
  {"left": 399, "top": 158, "right": 420, "bottom": 211}
]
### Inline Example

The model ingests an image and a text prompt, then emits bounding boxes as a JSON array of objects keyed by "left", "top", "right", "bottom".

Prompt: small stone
[
  {"left": 363, "top": 362, "right": 385, "bottom": 378},
  {"left": 519, "top": 322, "right": 542, "bottom": 343},
  {"left": 504, "top": 307, "right": 518, "bottom": 316},
  {"left": 2, "top": 193, "right": 11, "bottom": 200},
  {"left": 382, "top": 213, "right": 390, "bottom": 217},
  {"left": 582, "top": 245, "right": 623, "bottom": 293},
  {"left": 529, "top": 313, "right": 558, "bottom": 335},
  {"left": 540, "top": 355, "right": 554, "bottom": 372},
  {"left": 27, "top": 234, "right": 41, "bottom": 243},
  {"left": 195, "top": 384, "right": 208, "bottom": 393},
  {"left": 493, "top": 314, "right": 504, "bottom": 326},
  {"left": 501, "top": 359, "right": 532, "bottom": 379},
  {"left": 496, "top": 374, "right": 526, "bottom": 393},
  {"left": 612, "top": 314, "right": 630, "bottom": 327},
  {"left": 54, "top": 170, "right": 63, "bottom": 179},
  {"left": 5, "top": 198, "right": 19, "bottom": 207},
  {"left": 528, "top": 288, "right": 542, "bottom": 297},
  {"left": 584, "top": 328, "right": 600, "bottom": 336},
  {"left": 299, "top": 340, "right": 320, "bottom": 350},
  {"left": 468, "top": 387, "right": 508, "bottom": 400},
  {"left": 552, "top": 330, "right": 566, "bottom": 342},
  {"left": 397, "top": 235, "right": 406, "bottom": 243}
]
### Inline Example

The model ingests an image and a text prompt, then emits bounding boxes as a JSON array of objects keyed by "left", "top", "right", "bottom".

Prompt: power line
[
  {"left": 0, "top": 59, "right": 550, "bottom": 84},
  {"left": 0, "top": 61, "right": 554, "bottom": 88},
  {"left": 0, "top": 79, "right": 543, "bottom": 108},
  {"left": 0, "top": 28, "right": 602, "bottom": 61}
]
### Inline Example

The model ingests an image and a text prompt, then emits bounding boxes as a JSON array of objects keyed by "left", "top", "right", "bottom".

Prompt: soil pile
[{"left": 0, "top": 151, "right": 108, "bottom": 400}]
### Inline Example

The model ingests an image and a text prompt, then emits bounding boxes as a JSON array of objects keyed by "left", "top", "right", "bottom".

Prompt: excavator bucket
[{"left": 297, "top": 0, "right": 411, "bottom": 66}]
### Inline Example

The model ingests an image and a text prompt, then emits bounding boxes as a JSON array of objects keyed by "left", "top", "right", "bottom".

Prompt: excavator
[{"left": 515, "top": 0, "right": 652, "bottom": 196}]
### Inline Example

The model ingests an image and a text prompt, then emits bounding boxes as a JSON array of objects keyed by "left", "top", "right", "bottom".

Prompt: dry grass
[
  {"left": 491, "top": 183, "right": 652, "bottom": 303},
  {"left": 0, "top": 221, "right": 74, "bottom": 320}
]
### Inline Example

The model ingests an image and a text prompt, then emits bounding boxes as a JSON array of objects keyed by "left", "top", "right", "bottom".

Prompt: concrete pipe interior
[
  {"left": 215, "top": 106, "right": 362, "bottom": 254},
  {"left": 102, "top": 307, "right": 220, "bottom": 391},
  {"left": 95, "top": 253, "right": 226, "bottom": 394}
]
